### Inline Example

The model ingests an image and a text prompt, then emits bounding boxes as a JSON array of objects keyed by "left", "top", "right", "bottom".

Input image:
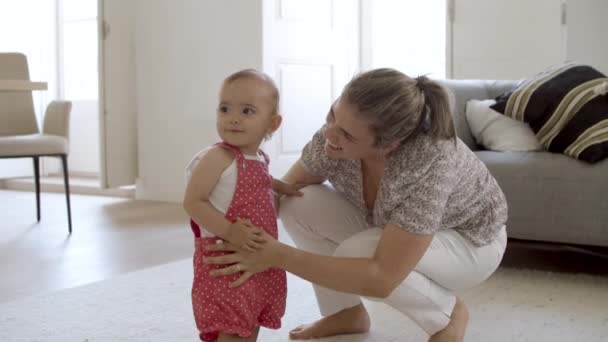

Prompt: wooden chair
[{"left": 0, "top": 52, "right": 73, "bottom": 233}]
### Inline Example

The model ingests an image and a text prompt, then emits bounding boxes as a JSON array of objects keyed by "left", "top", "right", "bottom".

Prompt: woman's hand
[
  {"left": 271, "top": 178, "right": 306, "bottom": 212},
  {"left": 271, "top": 178, "right": 306, "bottom": 197},
  {"left": 204, "top": 230, "right": 285, "bottom": 288}
]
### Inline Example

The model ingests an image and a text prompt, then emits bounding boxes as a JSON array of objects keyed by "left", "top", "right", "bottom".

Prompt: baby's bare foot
[
  {"left": 429, "top": 298, "right": 469, "bottom": 342},
  {"left": 289, "top": 303, "right": 370, "bottom": 340}
]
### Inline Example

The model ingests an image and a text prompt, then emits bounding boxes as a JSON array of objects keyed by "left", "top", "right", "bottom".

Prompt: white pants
[{"left": 279, "top": 185, "right": 507, "bottom": 335}]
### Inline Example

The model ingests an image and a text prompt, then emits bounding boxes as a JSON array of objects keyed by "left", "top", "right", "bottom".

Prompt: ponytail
[
  {"left": 344, "top": 68, "right": 456, "bottom": 148},
  {"left": 415, "top": 75, "right": 456, "bottom": 142}
]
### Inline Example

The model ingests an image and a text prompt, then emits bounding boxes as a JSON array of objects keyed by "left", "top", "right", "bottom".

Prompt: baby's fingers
[
  {"left": 246, "top": 241, "right": 264, "bottom": 250},
  {"left": 241, "top": 218, "right": 253, "bottom": 225},
  {"left": 251, "top": 234, "right": 266, "bottom": 243},
  {"left": 242, "top": 244, "right": 257, "bottom": 253}
]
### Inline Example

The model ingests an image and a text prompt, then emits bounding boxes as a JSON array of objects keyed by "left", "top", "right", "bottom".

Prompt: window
[
  {"left": 59, "top": 0, "right": 98, "bottom": 101},
  {"left": 363, "top": 0, "right": 447, "bottom": 79},
  {"left": 0, "top": 0, "right": 57, "bottom": 119}
]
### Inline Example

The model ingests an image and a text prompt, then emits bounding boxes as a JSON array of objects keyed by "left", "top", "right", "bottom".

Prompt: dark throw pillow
[{"left": 491, "top": 62, "right": 608, "bottom": 163}]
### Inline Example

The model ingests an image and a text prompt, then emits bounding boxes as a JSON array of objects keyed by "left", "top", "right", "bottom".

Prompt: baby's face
[{"left": 216, "top": 77, "right": 279, "bottom": 154}]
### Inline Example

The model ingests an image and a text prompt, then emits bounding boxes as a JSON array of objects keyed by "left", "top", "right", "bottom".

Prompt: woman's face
[{"left": 323, "top": 96, "right": 384, "bottom": 161}]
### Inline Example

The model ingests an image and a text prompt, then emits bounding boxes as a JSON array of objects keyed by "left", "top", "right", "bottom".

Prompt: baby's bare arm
[
  {"left": 183, "top": 147, "right": 264, "bottom": 249},
  {"left": 183, "top": 147, "right": 234, "bottom": 238}
]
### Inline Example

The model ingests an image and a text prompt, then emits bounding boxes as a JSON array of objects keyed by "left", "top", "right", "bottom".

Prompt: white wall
[
  {"left": 567, "top": 0, "right": 608, "bottom": 75},
  {"left": 134, "top": 0, "right": 263, "bottom": 202},
  {"left": 451, "top": 0, "right": 608, "bottom": 80},
  {"left": 451, "top": 0, "right": 564, "bottom": 80}
]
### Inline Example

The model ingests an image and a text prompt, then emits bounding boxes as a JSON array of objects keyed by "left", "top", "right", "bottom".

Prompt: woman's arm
[
  {"left": 281, "top": 160, "right": 326, "bottom": 185},
  {"left": 277, "top": 224, "right": 433, "bottom": 297},
  {"left": 272, "top": 160, "right": 326, "bottom": 210},
  {"left": 206, "top": 224, "right": 433, "bottom": 298}
]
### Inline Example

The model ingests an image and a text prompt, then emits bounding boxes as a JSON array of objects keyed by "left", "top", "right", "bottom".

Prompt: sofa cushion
[
  {"left": 490, "top": 62, "right": 608, "bottom": 163},
  {"left": 466, "top": 99, "right": 542, "bottom": 152},
  {"left": 437, "top": 80, "right": 480, "bottom": 149},
  {"left": 476, "top": 151, "right": 608, "bottom": 246},
  {"left": 438, "top": 79, "right": 520, "bottom": 151}
]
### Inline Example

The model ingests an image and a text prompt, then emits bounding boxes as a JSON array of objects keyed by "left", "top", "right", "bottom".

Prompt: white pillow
[{"left": 465, "top": 99, "right": 542, "bottom": 152}]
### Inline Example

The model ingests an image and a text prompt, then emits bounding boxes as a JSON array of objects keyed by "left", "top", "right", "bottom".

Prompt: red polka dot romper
[{"left": 190, "top": 142, "right": 287, "bottom": 342}]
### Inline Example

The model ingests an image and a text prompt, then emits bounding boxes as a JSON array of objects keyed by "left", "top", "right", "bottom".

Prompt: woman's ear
[{"left": 382, "top": 140, "right": 401, "bottom": 155}]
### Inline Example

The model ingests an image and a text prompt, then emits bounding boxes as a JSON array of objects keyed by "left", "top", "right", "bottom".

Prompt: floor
[
  {"left": 2, "top": 175, "right": 134, "bottom": 198},
  {"left": 3, "top": 258, "right": 607, "bottom": 342},
  {"left": 0, "top": 189, "right": 191, "bottom": 303},
  {"left": 1, "top": 189, "right": 607, "bottom": 305}
]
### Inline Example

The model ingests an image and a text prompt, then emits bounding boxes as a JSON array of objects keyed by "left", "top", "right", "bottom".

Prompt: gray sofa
[{"left": 439, "top": 79, "right": 608, "bottom": 248}]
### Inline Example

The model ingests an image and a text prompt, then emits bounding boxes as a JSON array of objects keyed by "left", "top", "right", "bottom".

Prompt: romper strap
[
  {"left": 215, "top": 142, "right": 245, "bottom": 165},
  {"left": 258, "top": 149, "right": 270, "bottom": 165}
]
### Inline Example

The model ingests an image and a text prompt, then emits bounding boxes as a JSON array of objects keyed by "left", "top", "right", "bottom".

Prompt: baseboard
[{"left": 1, "top": 176, "right": 134, "bottom": 198}]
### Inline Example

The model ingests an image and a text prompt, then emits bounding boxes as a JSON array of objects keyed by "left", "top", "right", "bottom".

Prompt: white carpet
[{"left": 1, "top": 259, "right": 607, "bottom": 342}]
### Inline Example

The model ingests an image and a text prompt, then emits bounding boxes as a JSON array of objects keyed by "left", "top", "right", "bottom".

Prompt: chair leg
[
  {"left": 60, "top": 155, "right": 73, "bottom": 234},
  {"left": 33, "top": 156, "right": 41, "bottom": 222}
]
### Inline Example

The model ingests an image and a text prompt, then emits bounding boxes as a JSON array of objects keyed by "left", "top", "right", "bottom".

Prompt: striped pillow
[{"left": 491, "top": 62, "right": 608, "bottom": 163}]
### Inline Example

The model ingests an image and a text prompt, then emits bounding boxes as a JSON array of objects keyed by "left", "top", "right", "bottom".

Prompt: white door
[
  {"left": 262, "top": 0, "right": 359, "bottom": 176},
  {"left": 98, "top": 0, "right": 137, "bottom": 188},
  {"left": 57, "top": 0, "right": 100, "bottom": 177},
  {"left": 451, "top": 0, "right": 565, "bottom": 80}
]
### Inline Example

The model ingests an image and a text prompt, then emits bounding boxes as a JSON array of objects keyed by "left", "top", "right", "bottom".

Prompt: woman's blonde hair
[{"left": 343, "top": 68, "right": 455, "bottom": 147}]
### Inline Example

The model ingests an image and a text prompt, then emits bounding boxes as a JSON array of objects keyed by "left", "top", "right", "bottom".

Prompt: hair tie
[{"left": 415, "top": 75, "right": 429, "bottom": 94}]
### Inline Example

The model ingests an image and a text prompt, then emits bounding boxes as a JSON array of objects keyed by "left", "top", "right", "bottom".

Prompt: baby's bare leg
[{"left": 217, "top": 327, "right": 260, "bottom": 342}]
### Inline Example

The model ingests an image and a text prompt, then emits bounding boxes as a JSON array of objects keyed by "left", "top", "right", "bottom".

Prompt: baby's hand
[
  {"left": 272, "top": 179, "right": 305, "bottom": 197},
  {"left": 226, "top": 219, "right": 265, "bottom": 252}
]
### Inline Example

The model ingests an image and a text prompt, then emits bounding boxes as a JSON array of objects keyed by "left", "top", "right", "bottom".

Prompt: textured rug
[{"left": 1, "top": 259, "right": 607, "bottom": 342}]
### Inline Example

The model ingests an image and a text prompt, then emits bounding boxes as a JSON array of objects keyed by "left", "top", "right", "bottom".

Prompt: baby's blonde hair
[
  {"left": 224, "top": 69, "right": 280, "bottom": 115},
  {"left": 223, "top": 69, "right": 281, "bottom": 140}
]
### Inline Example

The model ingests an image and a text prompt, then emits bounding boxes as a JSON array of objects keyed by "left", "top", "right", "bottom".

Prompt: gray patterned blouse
[{"left": 299, "top": 126, "right": 508, "bottom": 247}]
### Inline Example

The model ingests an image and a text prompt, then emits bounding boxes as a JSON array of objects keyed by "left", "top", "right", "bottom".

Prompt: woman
[{"left": 204, "top": 68, "right": 508, "bottom": 342}]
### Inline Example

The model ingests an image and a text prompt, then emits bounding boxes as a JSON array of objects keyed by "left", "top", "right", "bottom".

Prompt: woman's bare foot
[
  {"left": 289, "top": 303, "right": 370, "bottom": 340},
  {"left": 429, "top": 298, "right": 469, "bottom": 342}
]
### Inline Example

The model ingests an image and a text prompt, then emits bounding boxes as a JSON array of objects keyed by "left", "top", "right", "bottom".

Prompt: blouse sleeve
[
  {"left": 388, "top": 153, "right": 458, "bottom": 235},
  {"left": 299, "top": 125, "right": 334, "bottom": 179}
]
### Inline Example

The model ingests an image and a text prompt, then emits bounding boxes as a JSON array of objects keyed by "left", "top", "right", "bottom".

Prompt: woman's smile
[{"left": 325, "top": 140, "right": 343, "bottom": 151}]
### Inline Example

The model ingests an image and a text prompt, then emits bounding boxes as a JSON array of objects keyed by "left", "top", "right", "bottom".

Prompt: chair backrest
[{"left": 0, "top": 52, "right": 39, "bottom": 136}]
